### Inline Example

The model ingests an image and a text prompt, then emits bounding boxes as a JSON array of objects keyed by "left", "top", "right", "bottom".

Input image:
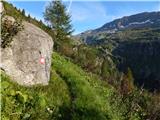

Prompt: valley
[{"left": 1, "top": 1, "right": 160, "bottom": 120}]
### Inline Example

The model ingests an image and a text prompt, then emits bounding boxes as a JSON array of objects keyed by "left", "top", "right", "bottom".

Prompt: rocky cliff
[
  {"left": 1, "top": 19, "right": 53, "bottom": 86},
  {"left": 77, "top": 11, "right": 160, "bottom": 45}
]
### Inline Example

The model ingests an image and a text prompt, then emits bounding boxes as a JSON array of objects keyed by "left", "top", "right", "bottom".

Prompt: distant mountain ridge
[
  {"left": 94, "top": 11, "right": 160, "bottom": 33},
  {"left": 77, "top": 11, "right": 160, "bottom": 44},
  {"left": 83, "top": 11, "right": 160, "bottom": 34}
]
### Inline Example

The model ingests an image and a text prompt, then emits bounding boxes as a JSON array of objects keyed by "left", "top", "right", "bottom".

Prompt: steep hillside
[
  {"left": 2, "top": 52, "right": 154, "bottom": 120},
  {"left": 1, "top": 1, "right": 160, "bottom": 120},
  {"left": 76, "top": 11, "right": 160, "bottom": 91},
  {"left": 112, "top": 40, "right": 160, "bottom": 91},
  {"left": 77, "top": 12, "right": 160, "bottom": 44},
  {"left": 94, "top": 12, "right": 160, "bottom": 33}
]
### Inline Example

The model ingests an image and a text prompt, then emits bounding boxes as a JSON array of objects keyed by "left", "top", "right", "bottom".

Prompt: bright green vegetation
[
  {"left": 1, "top": 52, "right": 112, "bottom": 120},
  {"left": 52, "top": 52, "right": 113, "bottom": 120},
  {"left": 44, "top": 0, "right": 74, "bottom": 41},
  {"left": 2, "top": 52, "right": 153, "bottom": 120},
  {"left": 1, "top": 66, "right": 71, "bottom": 120},
  {"left": 2, "top": 1, "right": 160, "bottom": 120},
  {"left": 51, "top": 52, "right": 154, "bottom": 120}
]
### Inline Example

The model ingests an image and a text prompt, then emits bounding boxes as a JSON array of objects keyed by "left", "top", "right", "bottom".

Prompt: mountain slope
[
  {"left": 76, "top": 11, "right": 160, "bottom": 91},
  {"left": 1, "top": 1, "right": 160, "bottom": 120},
  {"left": 94, "top": 11, "right": 160, "bottom": 33},
  {"left": 2, "top": 52, "right": 153, "bottom": 120},
  {"left": 77, "top": 11, "right": 160, "bottom": 44}
]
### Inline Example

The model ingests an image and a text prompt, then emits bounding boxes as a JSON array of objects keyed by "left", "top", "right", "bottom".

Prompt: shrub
[
  {"left": 1, "top": 16, "right": 23, "bottom": 48},
  {"left": 120, "top": 68, "right": 135, "bottom": 95},
  {"left": 1, "top": 69, "right": 71, "bottom": 120}
]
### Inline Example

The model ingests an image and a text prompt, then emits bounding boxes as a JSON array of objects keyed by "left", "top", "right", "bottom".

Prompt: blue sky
[{"left": 9, "top": 0, "right": 160, "bottom": 35}]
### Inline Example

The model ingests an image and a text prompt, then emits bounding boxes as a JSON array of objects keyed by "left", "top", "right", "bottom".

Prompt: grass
[
  {"left": 1, "top": 68, "right": 71, "bottom": 120},
  {"left": 51, "top": 52, "right": 144, "bottom": 120},
  {"left": 52, "top": 52, "right": 110, "bottom": 120},
  {"left": 1, "top": 52, "right": 148, "bottom": 120},
  {"left": 1, "top": 52, "right": 113, "bottom": 120},
  {"left": 1, "top": 1, "right": 159, "bottom": 119}
]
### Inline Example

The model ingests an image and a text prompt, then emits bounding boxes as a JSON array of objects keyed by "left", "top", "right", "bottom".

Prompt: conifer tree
[
  {"left": 44, "top": 0, "right": 74, "bottom": 41},
  {"left": 28, "top": 14, "right": 31, "bottom": 18},
  {"left": 39, "top": 20, "right": 43, "bottom": 24},
  {"left": 22, "top": 9, "right": 25, "bottom": 16}
]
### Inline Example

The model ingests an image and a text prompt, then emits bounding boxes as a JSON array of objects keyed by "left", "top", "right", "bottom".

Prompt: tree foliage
[
  {"left": 22, "top": 9, "right": 25, "bottom": 16},
  {"left": 120, "top": 68, "right": 135, "bottom": 95},
  {"left": 44, "top": 0, "right": 74, "bottom": 41}
]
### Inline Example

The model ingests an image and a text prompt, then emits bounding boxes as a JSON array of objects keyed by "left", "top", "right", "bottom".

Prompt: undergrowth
[{"left": 1, "top": 52, "right": 157, "bottom": 120}]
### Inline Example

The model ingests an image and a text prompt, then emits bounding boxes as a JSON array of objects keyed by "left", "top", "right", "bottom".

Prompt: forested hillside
[{"left": 1, "top": 1, "right": 160, "bottom": 120}]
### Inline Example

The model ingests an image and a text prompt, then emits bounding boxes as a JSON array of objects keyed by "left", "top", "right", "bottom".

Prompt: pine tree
[
  {"left": 39, "top": 20, "right": 43, "bottom": 24},
  {"left": 44, "top": 0, "right": 74, "bottom": 41},
  {"left": 28, "top": 14, "right": 31, "bottom": 18},
  {"left": 22, "top": 9, "right": 25, "bottom": 16}
]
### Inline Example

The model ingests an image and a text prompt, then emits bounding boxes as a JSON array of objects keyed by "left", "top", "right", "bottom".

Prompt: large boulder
[{"left": 1, "top": 21, "right": 53, "bottom": 86}]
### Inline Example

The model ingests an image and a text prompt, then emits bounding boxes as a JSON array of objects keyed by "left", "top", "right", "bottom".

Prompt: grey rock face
[{"left": 1, "top": 21, "right": 53, "bottom": 86}]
